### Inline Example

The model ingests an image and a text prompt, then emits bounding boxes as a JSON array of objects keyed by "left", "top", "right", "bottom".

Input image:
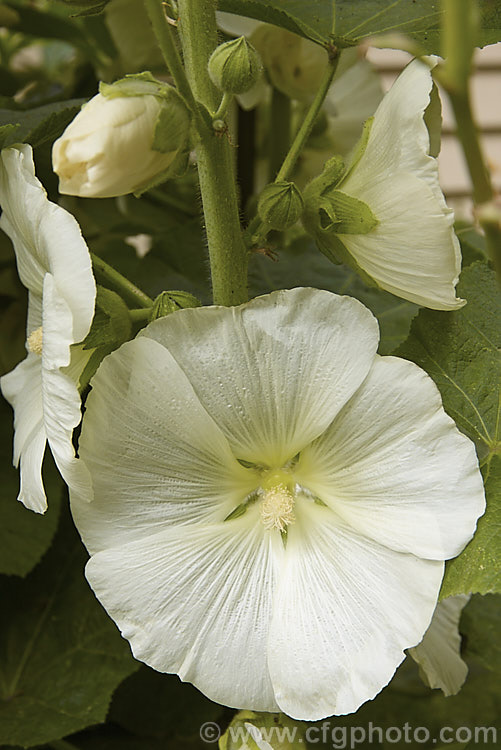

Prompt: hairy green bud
[
  {"left": 257, "top": 181, "right": 304, "bottom": 231},
  {"left": 208, "top": 37, "right": 262, "bottom": 94},
  {"left": 149, "top": 291, "right": 201, "bottom": 323}
]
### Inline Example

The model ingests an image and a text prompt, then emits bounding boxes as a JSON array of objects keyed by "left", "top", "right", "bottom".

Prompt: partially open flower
[
  {"left": 0, "top": 144, "right": 96, "bottom": 513},
  {"left": 71, "top": 288, "right": 484, "bottom": 719},
  {"left": 52, "top": 77, "right": 191, "bottom": 198},
  {"left": 303, "top": 58, "right": 463, "bottom": 310}
]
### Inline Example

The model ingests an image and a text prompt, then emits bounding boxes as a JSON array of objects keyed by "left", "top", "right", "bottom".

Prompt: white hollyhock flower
[
  {"left": 332, "top": 58, "right": 463, "bottom": 310},
  {"left": 409, "top": 594, "right": 470, "bottom": 696},
  {"left": 0, "top": 144, "right": 96, "bottom": 513},
  {"left": 71, "top": 288, "right": 484, "bottom": 720}
]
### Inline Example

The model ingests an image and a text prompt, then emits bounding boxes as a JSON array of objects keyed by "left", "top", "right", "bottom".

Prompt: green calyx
[
  {"left": 208, "top": 37, "right": 262, "bottom": 95},
  {"left": 257, "top": 181, "right": 304, "bottom": 231},
  {"left": 148, "top": 290, "right": 201, "bottom": 323},
  {"left": 99, "top": 71, "right": 178, "bottom": 101}
]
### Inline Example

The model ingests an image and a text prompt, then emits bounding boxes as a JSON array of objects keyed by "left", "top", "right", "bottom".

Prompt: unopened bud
[
  {"left": 52, "top": 74, "right": 192, "bottom": 198},
  {"left": 257, "top": 181, "right": 304, "bottom": 230},
  {"left": 208, "top": 37, "right": 262, "bottom": 94},
  {"left": 219, "top": 711, "right": 304, "bottom": 749},
  {"left": 149, "top": 290, "right": 201, "bottom": 323}
]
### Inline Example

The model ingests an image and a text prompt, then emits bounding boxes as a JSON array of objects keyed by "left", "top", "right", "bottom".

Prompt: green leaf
[
  {"left": 0, "top": 123, "right": 20, "bottom": 149},
  {"left": 218, "top": 0, "right": 501, "bottom": 52},
  {"left": 441, "top": 457, "right": 501, "bottom": 597},
  {"left": 461, "top": 594, "right": 501, "bottom": 673},
  {"left": 109, "top": 666, "right": 223, "bottom": 741},
  {"left": 0, "top": 396, "right": 62, "bottom": 577},
  {"left": 249, "top": 236, "right": 418, "bottom": 355},
  {"left": 5, "top": 2, "right": 88, "bottom": 48},
  {"left": 396, "top": 262, "right": 501, "bottom": 596},
  {"left": 456, "top": 225, "right": 489, "bottom": 267},
  {"left": 0, "top": 509, "right": 138, "bottom": 747},
  {"left": 0, "top": 99, "right": 85, "bottom": 149},
  {"left": 303, "top": 658, "right": 500, "bottom": 749},
  {"left": 396, "top": 262, "right": 500, "bottom": 460}
]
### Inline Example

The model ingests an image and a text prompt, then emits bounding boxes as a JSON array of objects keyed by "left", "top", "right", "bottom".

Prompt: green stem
[
  {"left": 449, "top": 90, "right": 493, "bottom": 205},
  {"left": 246, "top": 50, "right": 340, "bottom": 245},
  {"left": 276, "top": 53, "right": 339, "bottom": 182},
  {"left": 177, "top": 0, "right": 248, "bottom": 305},
  {"left": 213, "top": 92, "right": 232, "bottom": 122},
  {"left": 268, "top": 87, "right": 291, "bottom": 181},
  {"left": 440, "top": 0, "right": 501, "bottom": 278},
  {"left": 129, "top": 307, "right": 151, "bottom": 322},
  {"left": 91, "top": 254, "right": 153, "bottom": 309},
  {"left": 49, "top": 741, "right": 80, "bottom": 750},
  {"left": 143, "top": 0, "right": 198, "bottom": 115}
]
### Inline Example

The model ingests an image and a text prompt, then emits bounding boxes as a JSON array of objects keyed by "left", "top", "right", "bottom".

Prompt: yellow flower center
[
  {"left": 259, "top": 470, "right": 296, "bottom": 531},
  {"left": 27, "top": 326, "right": 43, "bottom": 355}
]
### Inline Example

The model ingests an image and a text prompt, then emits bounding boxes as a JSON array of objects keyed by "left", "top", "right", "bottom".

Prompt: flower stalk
[
  {"left": 91, "top": 254, "right": 153, "bottom": 309},
  {"left": 439, "top": 0, "right": 501, "bottom": 279},
  {"left": 176, "top": 0, "right": 248, "bottom": 306},
  {"left": 246, "top": 48, "right": 340, "bottom": 246}
]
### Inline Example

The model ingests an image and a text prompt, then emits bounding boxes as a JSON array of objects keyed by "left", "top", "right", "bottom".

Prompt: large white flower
[
  {"left": 304, "top": 59, "right": 463, "bottom": 310},
  {"left": 0, "top": 144, "right": 96, "bottom": 513},
  {"left": 71, "top": 288, "right": 484, "bottom": 720}
]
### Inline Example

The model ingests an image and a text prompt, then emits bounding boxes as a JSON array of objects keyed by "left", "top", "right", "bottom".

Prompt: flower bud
[
  {"left": 208, "top": 37, "right": 262, "bottom": 94},
  {"left": 52, "top": 75, "right": 192, "bottom": 198},
  {"left": 219, "top": 711, "right": 304, "bottom": 749},
  {"left": 257, "top": 181, "right": 304, "bottom": 230},
  {"left": 250, "top": 25, "right": 327, "bottom": 102},
  {"left": 148, "top": 290, "right": 201, "bottom": 323}
]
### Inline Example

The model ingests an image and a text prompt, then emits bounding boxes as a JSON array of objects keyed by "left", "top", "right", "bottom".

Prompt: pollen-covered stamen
[
  {"left": 27, "top": 326, "right": 43, "bottom": 355},
  {"left": 260, "top": 483, "right": 296, "bottom": 531}
]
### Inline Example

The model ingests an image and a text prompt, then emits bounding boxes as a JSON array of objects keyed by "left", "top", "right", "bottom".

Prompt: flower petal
[
  {"left": 142, "top": 288, "right": 379, "bottom": 467},
  {"left": 295, "top": 355, "right": 485, "bottom": 561},
  {"left": 85, "top": 506, "right": 282, "bottom": 711},
  {"left": 409, "top": 594, "right": 470, "bottom": 696},
  {"left": 41, "top": 273, "right": 91, "bottom": 496},
  {"left": 1, "top": 356, "right": 47, "bottom": 512},
  {"left": 338, "top": 173, "right": 463, "bottom": 309},
  {"left": 339, "top": 59, "right": 462, "bottom": 310},
  {"left": 268, "top": 500, "right": 444, "bottom": 720},
  {"left": 0, "top": 144, "right": 95, "bottom": 341},
  {"left": 72, "top": 336, "right": 258, "bottom": 553}
]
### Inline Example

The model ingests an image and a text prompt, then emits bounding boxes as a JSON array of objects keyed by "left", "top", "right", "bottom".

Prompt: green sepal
[
  {"left": 343, "top": 115, "right": 374, "bottom": 180},
  {"left": 320, "top": 190, "right": 379, "bottom": 235},
  {"left": 132, "top": 148, "right": 191, "bottom": 197},
  {"left": 99, "top": 72, "right": 177, "bottom": 102},
  {"left": 82, "top": 285, "right": 132, "bottom": 351},
  {"left": 314, "top": 231, "right": 379, "bottom": 288},
  {"left": 148, "top": 290, "right": 201, "bottom": 323},
  {"left": 152, "top": 96, "right": 192, "bottom": 155},
  {"left": 303, "top": 154, "right": 346, "bottom": 202}
]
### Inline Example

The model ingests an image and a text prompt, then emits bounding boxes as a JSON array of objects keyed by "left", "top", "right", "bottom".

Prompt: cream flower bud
[
  {"left": 257, "top": 181, "right": 304, "bottom": 230},
  {"left": 250, "top": 25, "right": 328, "bottom": 102},
  {"left": 52, "top": 77, "right": 191, "bottom": 198},
  {"left": 208, "top": 37, "right": 262, "bottom": 94}
]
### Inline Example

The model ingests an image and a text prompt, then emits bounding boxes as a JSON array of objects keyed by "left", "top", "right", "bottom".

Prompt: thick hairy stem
[{"left": 177, "top": 0, "right": 248, "bottom": 305}]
